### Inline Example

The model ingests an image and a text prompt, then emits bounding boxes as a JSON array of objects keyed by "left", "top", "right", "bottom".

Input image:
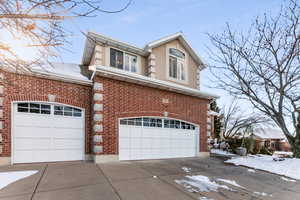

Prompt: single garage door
[
  {"left": 13, "top": 102, "right": 85, "bottom": 164},
  {"left": 119, "top": 117, "right": 199, "bottom": 160}
]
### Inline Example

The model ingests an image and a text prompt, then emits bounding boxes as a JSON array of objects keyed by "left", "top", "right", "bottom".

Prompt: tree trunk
[{"left": 291, "top": 127, "right": 300, "bottom": 158}]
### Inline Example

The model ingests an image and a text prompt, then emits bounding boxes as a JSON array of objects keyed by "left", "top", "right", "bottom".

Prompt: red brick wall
[
  {"left": 0, "top": 71, "right": 92, "bottom": 157},
  {"left": 96, "top": 76, "right": 209, "bottom": 155}
]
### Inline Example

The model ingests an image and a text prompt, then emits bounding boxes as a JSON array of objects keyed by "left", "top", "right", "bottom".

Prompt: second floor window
[
  {"left": 169, "top": 48, "right": 186, "bottom": 81},
  {"left": 110, "top": 48, "right": 137, "bottom": 72}
]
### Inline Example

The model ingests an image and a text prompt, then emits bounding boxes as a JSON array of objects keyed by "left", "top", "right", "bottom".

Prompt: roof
[
  {"left": 91, "top": 65, "right": 219, "bottom": 100},
  {"left": 253, "top": 128, "right": 286, "bottom": 140},
  {"left": 81, "top": 32, "right": 205, "bottom": 69},
  {"left": 31, "top": 62, "right": 92, "bottom": 85}
]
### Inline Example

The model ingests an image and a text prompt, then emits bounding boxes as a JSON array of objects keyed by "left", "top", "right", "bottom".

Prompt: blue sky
[{"left": 59, "top": 0, "right": 283, "bottom": 107}]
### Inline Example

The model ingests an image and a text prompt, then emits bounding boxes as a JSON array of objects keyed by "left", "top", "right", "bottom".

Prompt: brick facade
[
  {"left": 0, "top": 70, "right": 210, "bottom": 161},
  {"left": 96, "top": 76, "right": 209, "bottom": 155},
  {"left": 0, "top": 71, "right": 92, "bottom": 157}
]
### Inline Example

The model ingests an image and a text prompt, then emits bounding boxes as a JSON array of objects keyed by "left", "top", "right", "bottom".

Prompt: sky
[{"left": 57, "top": 0, "right": 284, "bottom": 108}]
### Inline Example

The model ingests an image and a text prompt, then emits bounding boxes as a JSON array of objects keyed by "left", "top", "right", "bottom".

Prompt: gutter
[{"left": 91, "top": 65, "right": 219, "bottom": 100}]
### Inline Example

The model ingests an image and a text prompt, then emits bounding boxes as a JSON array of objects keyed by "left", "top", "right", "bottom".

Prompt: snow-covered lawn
[
  {"left": 0, "top": 170, "right": 38, "bottom": 190},
  {"left": 210, "top": 149, "right": 235, "bottom": 156},
  {"left": 225, "top": 155, "right": 300, "bottom": 180}
]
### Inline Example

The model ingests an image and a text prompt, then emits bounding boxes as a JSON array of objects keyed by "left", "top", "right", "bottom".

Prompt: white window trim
[
  {"left": 108, "top": 47, "right": 141, "bottom": 74},
  {"left": 166, "top": 45, "right": 188, "bottom": 84}
]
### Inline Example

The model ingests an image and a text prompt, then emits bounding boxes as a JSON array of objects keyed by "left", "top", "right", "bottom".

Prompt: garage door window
[
  {"left": 54, "top": 105, "right": 82, "bottom": 117},
  {"left": 120, "top": 117, "right": 195, "bottom": 130},
  {"left": 17, "top": 103, "right": 51, "bottom": 115}
]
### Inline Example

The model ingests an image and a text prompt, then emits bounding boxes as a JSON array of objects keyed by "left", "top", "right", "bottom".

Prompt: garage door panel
[
  {"left": 14, "top": 126, "right": 52, "bottom": 138},
  {"left": 15, "top": 138, "right": 51, "bottom": 150},
  {"left": 52, "top": 138, "right": 83, "bottom": 149}
]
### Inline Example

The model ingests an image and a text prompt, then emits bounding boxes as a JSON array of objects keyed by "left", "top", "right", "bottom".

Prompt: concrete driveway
[{"left": 0, "top": 157, "right": 299, "bottom": 200}]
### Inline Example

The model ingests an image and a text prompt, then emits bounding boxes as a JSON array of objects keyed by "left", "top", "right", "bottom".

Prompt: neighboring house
[
  {"left": 0, "top": 32, "right": 218, "bottom": 165},
  {"left": 253, "top": 128, "right": 291, "bottom": 152}
]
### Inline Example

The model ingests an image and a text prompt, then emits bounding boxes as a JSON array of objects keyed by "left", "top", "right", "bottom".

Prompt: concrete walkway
[{"left": 0, "top": 157, "right": 299, "bottom": 200}]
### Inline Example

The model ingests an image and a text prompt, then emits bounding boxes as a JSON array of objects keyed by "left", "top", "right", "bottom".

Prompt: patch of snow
[
  {"left": 0, "top": 170, "right": 38, "bottom": 190},
  {"left": 253, "top": 191, "right": 272, "bottom": 197},
  {"left": 175, "top": 175, "right": 232, "bottom": 193},
  {"left": 31, "top": 62, "right": 90, "bottom": 82},
  {"left": 152, "top": 176, "right": 158, "bottom": 179},
  {"left": 210, "top": 149, "right": 235, "bottom": 156},
  {"left": 199, "top": 197, "right": 214, "bottom": 200},
  {"left": 182, "top": 167, "right": 191, "bottom": 173},
  {"left": 281, "top": 177, "right": 296, "bottom": 182},
  {"left": 273, "top": 151, "right": 293, "bottom": 156},
  {"left": 225, "top": 155, "right": 300, "bottom": 180},
  {"left": 247, "top": 169, "right": 256, "bottom": 173},
  {"left": 216, "top": 178, "right": 245, "bottom": 189}
]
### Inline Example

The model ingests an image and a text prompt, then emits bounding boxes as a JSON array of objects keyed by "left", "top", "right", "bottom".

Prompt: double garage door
[
  {"left": 13, "top": 102, "right": 85, "bottom": 164},
  {"left": 119, "top": 117, "right": 199, "bottom": 160}
]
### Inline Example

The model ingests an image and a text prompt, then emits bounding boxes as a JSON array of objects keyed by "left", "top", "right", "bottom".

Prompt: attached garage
[
  {"left": 119, "top": 117, "right": 199, "bottom": 160},
  {"left": 12, "top": 102, "right": 85, "bottom": 164}
]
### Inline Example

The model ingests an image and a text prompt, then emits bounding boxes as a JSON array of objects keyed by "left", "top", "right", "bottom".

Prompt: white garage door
[
  {"left": 13, "top": 102, "right": 85, "bottom": 164},
  {"left": 119, "top": 117, "right": 199, "bottom": 160}
]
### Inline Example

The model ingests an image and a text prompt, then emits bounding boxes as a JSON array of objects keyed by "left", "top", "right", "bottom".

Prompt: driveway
[{"left": 0, "top": 157, "right": 299, "bottom": 200}]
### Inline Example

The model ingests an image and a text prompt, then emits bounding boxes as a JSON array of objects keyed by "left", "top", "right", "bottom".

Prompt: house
[
  {"left": 0, "top": 32, "right": 218, "bottom": 165},
  {"left": 253, "top": 128, "right": 291, "bottom": 152}
]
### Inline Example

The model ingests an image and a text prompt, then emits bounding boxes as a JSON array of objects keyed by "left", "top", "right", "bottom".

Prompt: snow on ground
[
  {"left": 182, "top": 167, "right": 191, "bottom": 173},
  {"left": 0, "top": 170, "right": 38, "bottom": 190},
  {"left": 247, "top": 169, "right": 256, "bottom": 173},
  {"left": 199, "top": 197, "right": 214, "bottom": 200},
  {"left": 216, "top": 179, "right": 245, "bottom": 189},
  {"left": 253, "top": 191, "right": 272, "bottom": 197},
  {"left": 225, "top": 155, "right": 300, "bottom": 180},
  {"left": 281, "top": 177, "right": 296, "bottom": 182},
  {"left": 175, "top": 175, "right": 233, "bottom": 193},
  {"left": 210, "top": 149, "right": 235, "bottom": 156}
]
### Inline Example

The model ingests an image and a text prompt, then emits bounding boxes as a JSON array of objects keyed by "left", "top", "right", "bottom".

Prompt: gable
[{"left": 145, "top": 33, "right": 205, "bottom": 69}]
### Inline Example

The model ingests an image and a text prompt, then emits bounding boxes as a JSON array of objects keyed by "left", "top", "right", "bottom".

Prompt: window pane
[
  {"left": 130, "top": 55, "right": 137, "bottom": 72},
  {"left": 64, "top": 111, "right": 72, "bottom": 116},
  {"left": 64, "top": 106, "right": 73, "bottom": 112},
  {"left": 170, "top": 120, "right": 175, "bottom": 128},
  {"left": 157, "top": 119, "right": 162, "bottom": 127},
  {"left": 120, "top": 119, "right": 127, "bottom": 125},
  {"left": 169, "top": 56, "right": 177, "bottom": 78},
  {"left": 30, "top": 103, "right": 40, "bottom": 109},
  {"left": 110, "top": 48, "right": 123, "bottom": 69},
  {"left": 73, "top": 112, "right": 82, "bottom": 117},
  {"left": 179, "top": 62, "right": 185, "bottom": 80},
  {"left": 127, "top": 119, "right": 135, "bottom": 126},
  {"left": 41, "top": 104, "right": 50, "bottom": 110},
  {"left": 164, "top": 120, "right": 170, "bottom": 128},
  {"left": 30, "top": 108, "right": 40, "bottom": 113},
  {"left": 124, "top": 54, "right": 130, "bottom": 71},
  {"left": 135, "top": 118, "right": 142, "bottom": 126},
  {"left": 54, "top": 106, "right": 63, "bottom": 115},
  {"left": 74, "top": 108, "right": 81, "bottom": 113},
  {"left": 169, "top": 48, "right": 185, "bottom": 59},
  {"left": 143, "top": 118, "right": 150, "bottom": 127},
  {"left": 41, "top": 110, "right": 51, "bottom": 114},
  {"left": 18, "top": 103, "right": 29, "bottom": 113},
  {"left": 18, "top": 107, "right": 28, "bottom": 112},
  {"left": 175, "top": 120, "right": 181, "bottom": 129},
  {"left": 18, "top": 103, "right": 28, "bottom": 108}
]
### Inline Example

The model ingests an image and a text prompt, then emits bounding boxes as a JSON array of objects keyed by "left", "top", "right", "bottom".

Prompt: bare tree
[
  {"left": 207, "top": 0, "right": 300, "bottom": 157},
  {"left": 0, "top": 0, "right": 131, "bottom": 75},
  {"left": 221, "top": 101, "right": 269, "bottom": 139}
]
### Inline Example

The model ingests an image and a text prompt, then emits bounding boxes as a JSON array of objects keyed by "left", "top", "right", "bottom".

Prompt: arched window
[{"left": 169, "top": 48, "right": 186, "bottom": 81}]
